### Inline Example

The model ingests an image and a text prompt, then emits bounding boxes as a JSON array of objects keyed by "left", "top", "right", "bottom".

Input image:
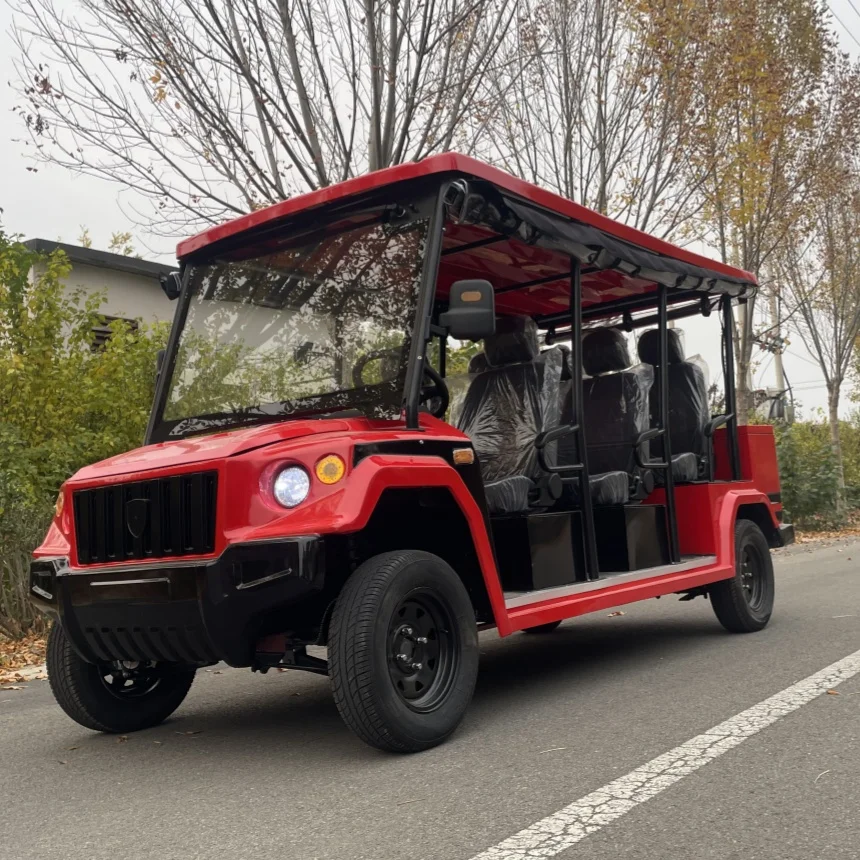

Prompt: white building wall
[{"left": 30, "top": 261, "right": 176, "bottom": 326}]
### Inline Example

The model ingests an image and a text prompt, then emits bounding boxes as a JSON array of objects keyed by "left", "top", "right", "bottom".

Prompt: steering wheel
[
  {"left": 351, "top": 348, "right": 449, "bottom": 418},
  {"left": 352, "top": 348, "right": 398, "bottom": 387},
  {"left": 420, "top": 362, "right": 449, "bottom": 418}
]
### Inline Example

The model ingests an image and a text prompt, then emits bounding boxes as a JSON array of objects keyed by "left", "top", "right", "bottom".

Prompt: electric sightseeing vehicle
[{"left": 30, "top": 154, "right": 793, "bottom": 752}]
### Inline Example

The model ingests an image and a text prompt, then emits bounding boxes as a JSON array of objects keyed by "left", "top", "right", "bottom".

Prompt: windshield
[{"left": 159, "top": 213, "right": 428, "bottom": 438}]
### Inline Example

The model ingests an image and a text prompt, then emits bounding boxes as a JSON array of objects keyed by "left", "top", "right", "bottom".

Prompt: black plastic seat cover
[
  {"left": 557, "top": 328, "right": 652, "bottom": 505},
  {"left": 457, "top": 316, "right": 563, "bottom": 514},
  {"left": 638, "top": 329, "right": 709, "bottom": 482}
]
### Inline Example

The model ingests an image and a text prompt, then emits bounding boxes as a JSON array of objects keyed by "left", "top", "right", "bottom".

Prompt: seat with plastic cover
[
  {"left": 456, "top": 316, "right": 564, "bottom": 515},
  {"left": 558, "top": 328, "right": 653, "bottom": 505},
  {"left": 637, "top": 329, "right": 708, "bottom": 483}
]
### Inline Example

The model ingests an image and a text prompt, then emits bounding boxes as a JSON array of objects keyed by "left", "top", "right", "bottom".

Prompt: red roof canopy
[{"left": 177, "top": 153, "right": 756, "bottom": 318}]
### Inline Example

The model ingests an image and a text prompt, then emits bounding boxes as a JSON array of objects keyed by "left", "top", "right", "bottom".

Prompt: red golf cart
[{"left": 30, "top": 154, "right": 793, "bottom": 752}]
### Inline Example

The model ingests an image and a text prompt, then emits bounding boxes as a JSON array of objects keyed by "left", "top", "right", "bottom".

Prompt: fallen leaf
[
  {"left": 153, "top": 741, "right": 163, "bottom": 745},
  {"left": 116, "top": 735, "right": 129, "bottom": 743},
  {"left": 58, "top": 760, "right": 67, "bottom": 765},
  {"left": 67, "top": 746, "right": 79, "bottom": 751},
  {"left": 2, "top": 685, "right": 25, "bottom": 691},
  {"left": 607, "top": 611, "right": 625, "bottom": 617},
  {"left": 175, "top": 730, "right": 203, "bottom": 736},
  {"left": 538, "top": 747, "right": 567, "bottom": 754},
  {"left": 213, "top": 670, "right": 223, "bottom": 675},
  {"left": 0, "top": 633, "right": 47, "bottom": 672},
  {"left": 826, "top": 690, "right": 840, "bottom": 696}
]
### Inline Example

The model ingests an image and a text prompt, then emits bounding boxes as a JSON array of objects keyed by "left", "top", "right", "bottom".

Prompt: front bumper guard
[{"left": 29, "top": 537, "right": 324, "bottom": 667}]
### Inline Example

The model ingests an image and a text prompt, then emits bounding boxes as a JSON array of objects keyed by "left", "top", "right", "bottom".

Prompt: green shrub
[
  {"left": 775, "top": 420, "right": 844, "bottom": 529},
  {"left": 0, "top": 230, "right": 169, "bottom": 637}
]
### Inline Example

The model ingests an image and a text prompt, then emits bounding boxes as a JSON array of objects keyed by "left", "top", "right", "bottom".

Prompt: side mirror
[
  {"left": 160, "top": 271, "right": 182, "bottom": 301},
  {"left": 439, "top": 280, "right": 496, "bottom": 341}
]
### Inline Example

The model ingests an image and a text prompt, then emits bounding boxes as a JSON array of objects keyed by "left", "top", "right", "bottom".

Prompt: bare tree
[
  {"left": 773, "top": 157, "right": 860, "bottom": 510},
  {"left": 11, "top": 0, "right": 517, "bottom": 236},
  {"left": 481, "top": 0, "right": 709, "bottom": 239},
  {"left": 641, "top": 0, "right": 857, "bottom": 422}
]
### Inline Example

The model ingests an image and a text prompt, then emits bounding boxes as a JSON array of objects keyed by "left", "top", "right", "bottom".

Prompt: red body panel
[
  {"left": 37, "top": 408, "right": 785, "bottom": 637},
  {"left": 177, "top": 153, "right": 755, "bottom": 287},
  {"left": 504, "top": 487, "right": 771, "bottom": 633}
]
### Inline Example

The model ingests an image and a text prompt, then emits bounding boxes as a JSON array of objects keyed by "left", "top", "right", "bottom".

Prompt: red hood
[{"left": 70, "top": 418, "right": 362, "bottom": 483}]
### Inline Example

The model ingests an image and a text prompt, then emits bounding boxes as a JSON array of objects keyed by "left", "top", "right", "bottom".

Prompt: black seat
[
  {"left": 457, "top": 316, "right": 564, "bottom": 515},
  {"left": 558, "top": 328, "right": 653, "bottom": 505},
  {"left": 637, "top": 329, "right": 709, "bottom": 483}
]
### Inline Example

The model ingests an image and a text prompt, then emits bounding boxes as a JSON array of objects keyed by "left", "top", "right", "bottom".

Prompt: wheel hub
[
  {"left": 740, "top": 547, "right": 764, "bottom": 610},
  {"left": 100, "top": 660, "right": 162, "bottom": 699},
  {"left": 387, "top": 592, "right": 458, "bottom": 712}
]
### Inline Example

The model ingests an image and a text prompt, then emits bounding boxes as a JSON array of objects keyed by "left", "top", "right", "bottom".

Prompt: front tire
[
  {"left": 328, "top": 550, "right": 479, "bottom": 753},
  {"left": 710, "top": 519, "right": 775, "bottom": 633},
  {"left": 46, "top": 623, "right": 196, "bottom": 733}
]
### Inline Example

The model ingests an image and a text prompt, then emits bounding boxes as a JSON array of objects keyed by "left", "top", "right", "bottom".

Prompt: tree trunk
[{"left": 827, "top": 381, "right": 846, "bottom": 515}]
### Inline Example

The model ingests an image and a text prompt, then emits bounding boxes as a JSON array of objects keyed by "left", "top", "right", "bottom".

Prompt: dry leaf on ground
[{"left": 0, "top": 634, "right": 47, "bottom": 671}]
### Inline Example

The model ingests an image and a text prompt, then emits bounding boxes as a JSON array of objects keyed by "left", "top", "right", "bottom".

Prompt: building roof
[{"left": 24, "top": 239, "right": 173, "bottom": 280}]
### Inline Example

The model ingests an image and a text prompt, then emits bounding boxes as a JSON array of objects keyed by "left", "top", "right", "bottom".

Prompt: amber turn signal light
[
  {"left": 453, "top": 448, "right": 475, "bottom": 465},
  {"left": 315, "top": 454, "right": 346, "bottom": 484}
]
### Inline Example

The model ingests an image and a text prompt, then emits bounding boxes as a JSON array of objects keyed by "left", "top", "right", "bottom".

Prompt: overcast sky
[{"left": 1, "top": 1, "right": 859, "bottom": 416}]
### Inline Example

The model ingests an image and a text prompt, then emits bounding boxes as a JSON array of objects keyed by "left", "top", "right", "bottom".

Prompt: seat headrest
[
  {"left": 637, "top": 328, "right": 685, "bottom": 365},
  {"left": 468, "top": 351, "right": 489, "bottom": 374},
  {"left": 582, "top": 328, "right": 631, "bottom": 376},
  {"left": 484, "top": 315, "right": 539, "bottom": 367}
]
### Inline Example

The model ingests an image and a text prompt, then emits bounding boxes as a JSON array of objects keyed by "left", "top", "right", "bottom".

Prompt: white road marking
[{"left": 470, "top": 648, "right": 860, "bottom": 860}]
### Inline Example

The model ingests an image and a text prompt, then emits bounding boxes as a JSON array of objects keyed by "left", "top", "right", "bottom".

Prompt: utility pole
[
  {"left": 767, "top": 287, "right": 790, "bottom": 422},
  {"left": 768, "top": 289, "right": 786, "bottom": 395}
]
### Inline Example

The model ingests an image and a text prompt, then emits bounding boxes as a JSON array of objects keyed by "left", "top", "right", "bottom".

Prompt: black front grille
[{"left": 73, "top": 472, "right": 218, "bottom": 564}]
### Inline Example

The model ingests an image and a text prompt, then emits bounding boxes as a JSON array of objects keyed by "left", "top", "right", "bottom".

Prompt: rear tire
[
  {"left": 329, "top": 550, "right": 479, "bottom": 753},
  {"left": 522, "top": 620, "right": 562, "bottom": 634},
  {"left": 710, "top": 519, "right": 775, "bottom": 633},
  {"left": 46, "top": 623, "right": 196, "bottom": 733}
]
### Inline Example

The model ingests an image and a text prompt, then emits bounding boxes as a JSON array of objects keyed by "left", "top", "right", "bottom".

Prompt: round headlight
[{"left": 273, "top": 466, "right": 310, "bottom": 508}]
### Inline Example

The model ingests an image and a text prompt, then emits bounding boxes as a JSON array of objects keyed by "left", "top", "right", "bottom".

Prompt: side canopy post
[
  {"left": 722, "top": 295, "right": 741, "bottom": 480},
  {"left": 571, "top": 258, "right": 600, "bottom": 580},
  {"left": 658, "top": 286, "right": 681, "bottom": 563}
]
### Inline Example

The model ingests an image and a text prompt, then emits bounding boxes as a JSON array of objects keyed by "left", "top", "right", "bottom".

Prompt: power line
[
  {"left": 828, "top": 3, "right": 860, "bottom": 49},
  {"left": 846, "top": 0, "right": 860, "bottom": 22}
]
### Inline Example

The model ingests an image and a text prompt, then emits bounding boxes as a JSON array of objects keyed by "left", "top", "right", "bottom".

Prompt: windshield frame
[{"left": 145, "top": 182, "right": 447, "bottom": 444}]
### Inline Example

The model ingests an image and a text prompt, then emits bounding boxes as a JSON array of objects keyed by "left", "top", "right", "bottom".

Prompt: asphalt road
[{"left": 3, "top": 537, "right": 859, "bottom": 860}]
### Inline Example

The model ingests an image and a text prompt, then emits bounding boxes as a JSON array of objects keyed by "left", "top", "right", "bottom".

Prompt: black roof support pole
[
  {"left": 722, "top": 295, "right": 741, "bottom": 480},
  {"left": 571, "top": 258, "right": 600, "bottom": 580},
  {"left": 658, "top": 285, "right": 681, "bottom": 563},
  {"left": 405, "top": 184, "right": 449, "bottom": 429}
]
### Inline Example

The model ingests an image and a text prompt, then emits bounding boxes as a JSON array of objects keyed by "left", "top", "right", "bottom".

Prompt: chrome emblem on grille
[{"left": 126, "top": 498, "right": 149, "bottom": 539}]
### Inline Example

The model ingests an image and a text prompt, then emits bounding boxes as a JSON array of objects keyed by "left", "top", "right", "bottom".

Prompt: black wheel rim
[
  {"left": 740, "top": 545, "right": 766, "bottom": 612},
  {"left": 99, "top": 661, "right": 162, "bottom": 699},
  {"left": 387, "top": 589, "right": 459, "bottom": 713}
]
